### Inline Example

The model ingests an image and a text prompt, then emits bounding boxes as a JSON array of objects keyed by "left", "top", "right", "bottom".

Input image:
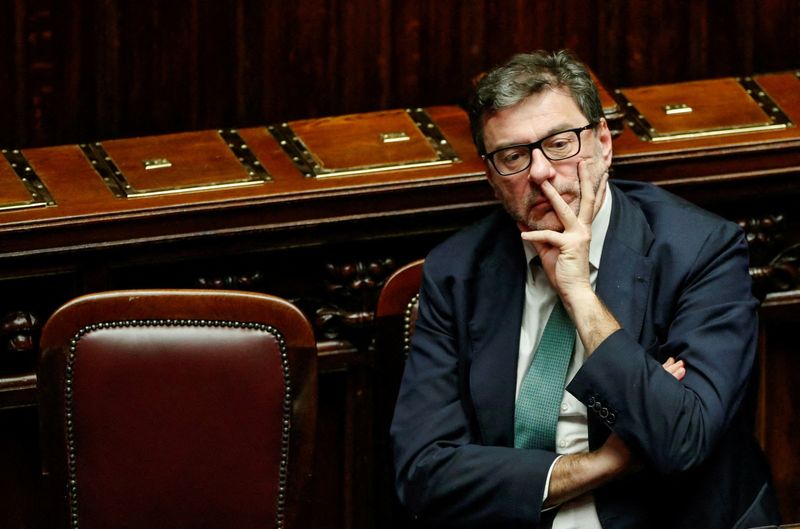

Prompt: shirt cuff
[{"left": 542, "top": 454, "right": 564, "bottom": 511}]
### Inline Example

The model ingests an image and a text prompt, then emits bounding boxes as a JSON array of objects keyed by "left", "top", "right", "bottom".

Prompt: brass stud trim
[
  {"left": 0, "top": 148, "right": 57, "bottom": 211},
  {"left": 402, "top": 293, "right": 420, "bottom": 359}
]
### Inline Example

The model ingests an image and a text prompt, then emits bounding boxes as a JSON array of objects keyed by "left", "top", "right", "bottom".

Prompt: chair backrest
[
  {"left": 375, "top": 259, "right": 424, "bottom": 358},
  {"left": 37, "top": 289, "right": 317, "bottom": 529}
]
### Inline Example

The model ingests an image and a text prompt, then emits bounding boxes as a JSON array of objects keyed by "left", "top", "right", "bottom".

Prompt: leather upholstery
[
  {"left": 375, "top": 259, "right": 424, "bottom": 356},
  {"left": 38, "top": 289, "right": 317, "bottom": 529}
]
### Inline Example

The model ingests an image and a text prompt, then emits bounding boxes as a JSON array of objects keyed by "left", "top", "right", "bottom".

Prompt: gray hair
[{"left": 467, "top": 49, "right": 603, "bottom": 154}]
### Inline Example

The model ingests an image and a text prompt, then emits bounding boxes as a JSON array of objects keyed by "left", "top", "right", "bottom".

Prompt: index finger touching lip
[{"left": 537, "top": 180, "right": 580, "bottom": 228}]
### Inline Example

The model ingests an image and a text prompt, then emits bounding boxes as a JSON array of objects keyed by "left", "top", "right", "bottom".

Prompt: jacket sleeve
[
  {"left": 567, "top": 223, "right": 759, "bottom": 474},
  {"left": 390, "top": 260, "right": 558, "bottom": 527}
]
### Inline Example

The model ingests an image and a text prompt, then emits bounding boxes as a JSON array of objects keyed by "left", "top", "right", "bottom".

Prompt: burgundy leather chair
[
  {"left": 372, "top": 259, "right": 424, "bottom": 529},
  {"left": 37, "top": 289, "right": 317, "bottom": 529}
]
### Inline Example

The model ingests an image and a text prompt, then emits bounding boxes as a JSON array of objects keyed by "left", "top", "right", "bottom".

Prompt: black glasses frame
[{"left": 481, "top": 122, "right": 597, "bottom": 176}]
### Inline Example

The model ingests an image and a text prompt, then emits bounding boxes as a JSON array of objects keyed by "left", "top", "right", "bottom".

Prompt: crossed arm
[{"left": 543, "top": 356, "right": 685, "bottom": 508}]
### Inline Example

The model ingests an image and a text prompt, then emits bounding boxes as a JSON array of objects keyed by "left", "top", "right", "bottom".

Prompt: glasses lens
[
  {"left": 542, "top": 131, "right": 580, "bottom": 160},
  {"left": 492, "top": 146, "right": 530, "bottom": 175},
  {"left": 488, "top": 126, "right": 588, "bottom": 175}
]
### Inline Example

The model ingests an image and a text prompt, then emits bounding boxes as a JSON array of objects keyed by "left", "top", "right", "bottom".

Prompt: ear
[{"left": 595, "top": 117, "right": 613, "bottom": 167}]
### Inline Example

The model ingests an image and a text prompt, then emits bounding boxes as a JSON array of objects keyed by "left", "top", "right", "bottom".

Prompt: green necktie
[{"left": 514, "top": 298, "right": 576, "bottom": 450}]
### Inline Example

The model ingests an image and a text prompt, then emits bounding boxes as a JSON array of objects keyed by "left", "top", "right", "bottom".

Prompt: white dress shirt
[{"left": 515, "top": 182, "right": 613, "bottom": 529}]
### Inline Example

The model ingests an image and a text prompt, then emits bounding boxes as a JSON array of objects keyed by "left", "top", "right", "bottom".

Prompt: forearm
[
  {"left": 543, "top": 434, "right": 633, "bottom": 507},
  {"left": 562, "top": 287, "right": 620, "bottom": 355},
  {"left": 568, "top": 322, "right": 756, "bottom": 474},
  {"left": 547, "top": 455, "right": 610, "bottom": 508},
  {"left": 396, "top": 442, "right": 558, "bottom": 525},
  {"left": 545, "top": 356, "right": 685, "bottom": 508}
]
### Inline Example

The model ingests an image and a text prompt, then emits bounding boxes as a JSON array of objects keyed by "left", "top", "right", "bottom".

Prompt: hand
[
  {"left": 521, "top": 161, "right": 596, "bottom": 299},
  {"left": 662, "top": 356, "right": 686, "bottom": 381},
  {"left": 521, "top": 160, "right": 607, "bottom": 303},
  {"left": 521, "top": 162, "right": 618, "bottom": 354}
]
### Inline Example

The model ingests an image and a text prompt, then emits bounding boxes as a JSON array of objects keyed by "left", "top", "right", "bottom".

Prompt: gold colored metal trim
[
  {"left": 218, "top": 129, "right": 272, "bottom": 182},
  {"left": 269, "top": 108, "right": 461, "bottom": 178},
  {"left": 80, "top": 142, "right": 132, "bottom": 198},
  {"left": 380, "top": 131, "right": 411, "bottom": 143},
  {"left": 82, "top": 130, "right": 271, "bottom": 199},
  {"left": 1, "top": 149, "right": 56, "bottom": 212},
  {"left": 738, "top": 76, "right": 793, "bottom": 124},
  {"left": 663, "top": 104, "right": 693, "bottom": 115},
  {"left": 143, "top": 158, "right": 172, "bottom": 170},
  {"left": 616, "top": 77, "right": 793, "bottom": 142}
]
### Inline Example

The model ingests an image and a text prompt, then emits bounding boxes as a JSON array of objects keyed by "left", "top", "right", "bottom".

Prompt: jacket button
[
  {"left": 607, "top": 412, "right": 616, "bottom": 424},
  {"left": 593, "top": 401, "right": 602, "bottom": 411},
  {"left": 600, "top": 407, "right": 609, "bottom": 418},
  {"left": 587, "top": 396, "right": 595, "bottom": 407}
]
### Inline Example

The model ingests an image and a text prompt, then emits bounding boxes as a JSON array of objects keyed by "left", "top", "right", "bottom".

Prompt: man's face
[{"left": 481, "top": 88, "right": 613, "bottom": 233}]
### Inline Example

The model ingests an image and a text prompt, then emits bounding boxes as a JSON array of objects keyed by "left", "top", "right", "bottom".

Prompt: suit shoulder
[
  {"left": 613, "top": 179, "right": 741, "bottom": 237},
  {"left": 425, "top": 208, "right": 517, "bottom": 274}
]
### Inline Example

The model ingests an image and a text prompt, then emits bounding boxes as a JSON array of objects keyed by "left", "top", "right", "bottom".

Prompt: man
[{"left": 390, "top": 50, "right": 781, "bottom": 528}]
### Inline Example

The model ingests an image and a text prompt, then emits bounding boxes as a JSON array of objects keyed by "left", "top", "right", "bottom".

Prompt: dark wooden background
[{"left": 2, "top": 0, "right": 799, "bottom": 149}]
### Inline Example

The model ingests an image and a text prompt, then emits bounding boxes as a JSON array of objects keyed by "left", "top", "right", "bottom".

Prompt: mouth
[
  {"left": 530, "top": 192, "right": 573, "bottom": 211},
  {"left": 531, "top": 199, "right": 552, "bottom": 212}
]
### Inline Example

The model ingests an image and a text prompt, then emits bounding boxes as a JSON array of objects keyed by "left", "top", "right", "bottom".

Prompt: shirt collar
[{"left": 523, "top": 181, "right": 613, "bottom": 272}]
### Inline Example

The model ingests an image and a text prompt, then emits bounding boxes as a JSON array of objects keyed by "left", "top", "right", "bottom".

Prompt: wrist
[
  {"left": 545, "top": 444, "right": 629, "bottom": 507},
  {"left": 560, "top": 284, "right": 596, "bottom": 315},
  {"left": 561, "top": 290, "right": 621, "bottom": 354}
]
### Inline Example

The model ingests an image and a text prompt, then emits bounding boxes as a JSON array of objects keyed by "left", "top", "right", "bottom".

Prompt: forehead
[{"left": 482, "top": 88, "right": 586, "bottom": 151}]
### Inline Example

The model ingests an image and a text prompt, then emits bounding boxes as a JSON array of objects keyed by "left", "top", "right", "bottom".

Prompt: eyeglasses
[{"left": 482, "top": 123, "right": 596, "bottom": 176}]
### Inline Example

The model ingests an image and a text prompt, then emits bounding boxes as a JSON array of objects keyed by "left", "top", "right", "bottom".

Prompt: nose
[{"left": 526, "top": 148, "right": 556, "bottom": 185}]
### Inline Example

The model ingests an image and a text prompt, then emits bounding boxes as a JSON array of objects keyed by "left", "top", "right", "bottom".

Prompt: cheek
[
  {"left": 490, "top": 178, "right": 516, "bottom": 198},
  {"left": 507, "top": 177, "right": 531, "bottom": 194},
  {"left": 504, "top": 183, "right": 530, "bottom": 205}
]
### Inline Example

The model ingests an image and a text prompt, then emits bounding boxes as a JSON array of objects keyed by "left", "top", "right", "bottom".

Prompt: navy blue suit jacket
[{"left": 391, "top": 180, "right": 780, "bottom": 528}]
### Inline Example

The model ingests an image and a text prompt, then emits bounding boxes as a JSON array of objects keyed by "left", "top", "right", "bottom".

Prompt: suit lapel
[
  {"left": 468, "top": 219, "right": 526, "bottom": 447},
  {"left": 596, "top": 184, "right": 654, "bottom": 341},
  {"left": 590, "top": 183, "right": 655, "bottom": 449}
]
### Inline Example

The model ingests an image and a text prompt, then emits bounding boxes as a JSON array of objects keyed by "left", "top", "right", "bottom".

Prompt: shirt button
[
  {"left": 559, "top": 440, "right": 568, "bottom": 448},
  {"left": 560, "top": 403, "right": 569, "bottom": 412}
]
